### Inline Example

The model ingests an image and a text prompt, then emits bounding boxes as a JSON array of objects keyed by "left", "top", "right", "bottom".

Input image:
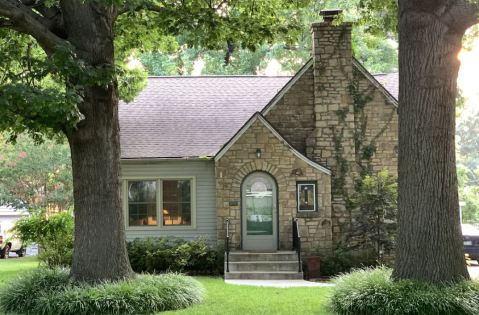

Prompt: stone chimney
[
  {"left": 306, "top": 11, "right": 355, "bottom": 240},
  {"left": 307, "top": 10, "right": 354, "bottom": 170}
]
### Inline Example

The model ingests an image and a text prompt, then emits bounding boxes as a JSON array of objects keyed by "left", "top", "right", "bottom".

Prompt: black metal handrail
[
  {"left": 292, "top": 218, "right": 302, "bottom": 272},
  {"left": 226, "top": 219, "right": 230, "bottom": 273}
]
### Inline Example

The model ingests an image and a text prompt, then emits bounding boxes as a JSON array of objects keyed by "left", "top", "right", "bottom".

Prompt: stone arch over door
[{"left": 231, "top": 160, "right": 287, "bottom": 192}]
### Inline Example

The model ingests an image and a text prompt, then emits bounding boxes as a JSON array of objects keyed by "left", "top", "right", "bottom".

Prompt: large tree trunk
[
  {"left": 62, "top": 0, "right": 134, "bottom": 282},
  {"left": 393, "top": 0, "right": 477, "bottom": 284}
]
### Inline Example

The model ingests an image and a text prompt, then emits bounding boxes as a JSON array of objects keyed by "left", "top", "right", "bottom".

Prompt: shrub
[
  {"left": 127, "top": 236, "right": 224, "bottom": 275},
  {"left": 11, "top": 209, "right": 74, "bottom": 267},
  {"left": 0, "top": 267, "right": 205, "bottom": 315},
  {"left": 328, "top": 266, "right": 479, "bottom": 315},
  {"left": 310, "top": 245, "right": 376, "bottom": 277}
]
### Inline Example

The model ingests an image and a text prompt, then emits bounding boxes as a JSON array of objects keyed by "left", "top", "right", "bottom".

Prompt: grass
[
  {"left": 165, "top": 278, "right": 332, "bottom": 315},
  {"left": 0, "top": 257, "right": 332, "bottom": 315},
  {"left": 0, "top": 256, "right": 39, "bottom": 288}
]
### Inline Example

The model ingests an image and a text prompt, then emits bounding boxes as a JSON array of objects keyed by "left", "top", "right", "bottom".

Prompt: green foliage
[
  {"left": 357, "top": 0, "right": 398, "bottom": 35},
  {"left": 0, "top": 267, "right": 205, "bottom": 315},
  {"left": 1, "top": 0, "right": 313, "bottom": 140},
  {"left": 345, "top": 169, "right": 398, "bottom": 264},
  {"left": 457, "top": 113, "right": 479, "bottom": 171},
  {"left": 0, "top": 133, "right": 73, "bottom": 211},
  {"left": 311, "top": 246, "right": 355, "bottom": 277},
  {"left": 353, "top": 27, "right": 398, "bottom": 73},
  {"left": 127, "top": 236, "right": 224, "bottom": 275},
  {"left": 140, "top": 0, "right": 399, "bottom": 76},
  {"left": 328, "top": 266, "right": 479, "bottom": 315},
  {"left": 457, "top": 165, "right": 479, "bottom": 223},
  {"left": 310, "top": 245, "right": 377, "bottom": 277},
  {"left": 11, "top": 209, "right": 74, "bottom": 267}
]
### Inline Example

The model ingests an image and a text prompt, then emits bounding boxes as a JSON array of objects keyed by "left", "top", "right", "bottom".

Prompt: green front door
[{"left": 242, "top": 173, "right": 277, "bottom": 250}]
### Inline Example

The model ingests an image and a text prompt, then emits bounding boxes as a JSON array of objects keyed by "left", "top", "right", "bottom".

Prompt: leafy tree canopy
[
  {"left": 0, "top": 0, "right": 310, "bottom": 140},
  {"left": 0, "top": 133, "right": 73, "bottom": 211},
  {"left": 139, "top": 0, "right": 399, "bottom": 76}
]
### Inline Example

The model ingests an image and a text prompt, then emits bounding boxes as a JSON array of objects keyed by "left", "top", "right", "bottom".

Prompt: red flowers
[{"left": 19, "top": 152, "right": 25, "bottom": 158}]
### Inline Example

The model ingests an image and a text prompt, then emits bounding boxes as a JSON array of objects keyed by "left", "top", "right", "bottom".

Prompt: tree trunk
[
  {"left": 61, "top": 0, "right": 134, "bottom": 282},
  {"left": 393, "top": 0, "right": 477, "bottom": 283}
]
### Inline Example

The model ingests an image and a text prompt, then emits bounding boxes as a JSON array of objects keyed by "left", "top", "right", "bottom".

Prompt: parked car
[
  {"left": 0, "top": 222, "right": 25, "bottom": 259},
  {"left": 462, "top": 224, "right": 479, "bottom": 262}
]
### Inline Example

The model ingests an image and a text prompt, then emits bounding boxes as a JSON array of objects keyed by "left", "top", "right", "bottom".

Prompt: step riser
[
  {"left": 227, "top": 254, "right": 298, "bottom": 262},
  {"left": 226, "top": 262, "right": 300, "bottom": 272},
  {"left": 225, "top": 272, "right": 304, "bottom": 280}
]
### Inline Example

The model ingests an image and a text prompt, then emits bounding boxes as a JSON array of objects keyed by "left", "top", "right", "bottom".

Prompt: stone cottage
[{"left": 119, "top": 12, "right": 399, "bottom": 279}]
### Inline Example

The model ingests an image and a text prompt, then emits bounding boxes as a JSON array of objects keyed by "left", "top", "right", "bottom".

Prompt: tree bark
[
  {"left": 393, "top": 0, "right": 477, "bottom": 284},
  {"left": 61, "top": 0, "right": 134, "bottom": 282}
]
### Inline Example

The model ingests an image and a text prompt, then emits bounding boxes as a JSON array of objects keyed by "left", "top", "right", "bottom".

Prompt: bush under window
[{"left": 127, "top": 236, "right": 224, "bottom": 275}]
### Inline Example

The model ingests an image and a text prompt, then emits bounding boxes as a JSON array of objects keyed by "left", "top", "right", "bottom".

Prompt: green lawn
[
  {"left": 0, "top": 256, "right": 39, "bottom": 288},
  {"left": 0, "top": 257, "right": 332, "bottom": 315}
]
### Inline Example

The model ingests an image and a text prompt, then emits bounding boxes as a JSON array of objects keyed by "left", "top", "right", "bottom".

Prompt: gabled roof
[
  {"left": 260, "top": 58, "right": 398, "bottom": 115},
  {"left": 119, "top": 63, "right": 399, "bottom": 160},
  {"left": 214, "top": 112, "right": 331, "bottom": 175},
  {"left": 119, "top": 76, "right": 291, "bottom": 159}
]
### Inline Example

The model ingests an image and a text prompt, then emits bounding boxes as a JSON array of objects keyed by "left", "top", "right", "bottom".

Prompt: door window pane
[
  {"left": 245, "top": 176, "right": 273, "bottom": 235},
  {"left": 163, "top": 180, "right": 191, "bottom": 226},
  {"left": 128, "top": 181, "right": 157, "bottom": 226}
]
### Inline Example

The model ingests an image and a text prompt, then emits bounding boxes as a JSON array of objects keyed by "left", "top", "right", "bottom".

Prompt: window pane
[
  {"left": 163, "top": 203, "right": 191, "bottom": 226},
  {"left": 128, "top": 203, "right": 157, "bottom": 226},
  {"left": 298, "top": 184, "right": 315, "bottom": 211},
  {"left": 163, "top": 180, "right": 190, "bottom": 202},
  {"left": 128, "top": 181, "right": 156, "bottom": 202}
]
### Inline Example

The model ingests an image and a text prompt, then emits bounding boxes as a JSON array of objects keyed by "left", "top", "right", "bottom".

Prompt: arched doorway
[{"left": 242, "top": 172, "right": 278, "bottom": 250}]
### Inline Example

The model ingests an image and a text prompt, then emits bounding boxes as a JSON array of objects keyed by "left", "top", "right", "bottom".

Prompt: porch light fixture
[{"left": 256, "top": 148, "right": 262, "bottom": 158}]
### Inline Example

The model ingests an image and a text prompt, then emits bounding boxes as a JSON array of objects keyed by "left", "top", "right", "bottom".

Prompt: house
[
  {"left": 119, "top": 13, "right": 399, "bottom": 278},
  {"left": 0, "top": 206, "right": 28, "bottom": 227}
]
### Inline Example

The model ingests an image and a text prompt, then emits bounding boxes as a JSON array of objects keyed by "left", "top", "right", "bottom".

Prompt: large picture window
[
  {"left": 124, "top": 177, "right": 195, "bottom": 229},
  {"left": 297, "top": 181, "right": 317, "bottom": 212}
]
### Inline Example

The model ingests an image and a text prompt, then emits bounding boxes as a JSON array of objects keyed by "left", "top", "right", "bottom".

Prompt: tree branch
[
  {"left": 117, "top": 3, "right": 167, "bottom": 15},
  {"left": 118, "top": 0, "right": 228, "bottom": 16},
  {"left": 0, "top": 0, "right": 66, "bottom": 54},
  {"left": 0, "top": 16, "right": 23, "bottom": 31},
  {"left": 442, "top": 1, "right": 479, "bottom": 33}
]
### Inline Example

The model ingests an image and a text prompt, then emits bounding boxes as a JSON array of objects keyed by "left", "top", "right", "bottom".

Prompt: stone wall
[
  {"left": 359, "top": 86, "right": 398, "bottom": 175},
  {"left": 305, "top": 22, "right": 398, "bottom": 242},
  {"left": 265, "top": 67, "right": 315, "bottom": 154},
  {"left": 306, "top": 22, "right": 356, "bottom": 242},
  {"left": 215, "top": 118, "right": 332, "bottom": 252}
]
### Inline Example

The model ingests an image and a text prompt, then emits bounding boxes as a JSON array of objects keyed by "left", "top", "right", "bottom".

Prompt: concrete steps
[{"left": 224, "top": 251, "right": 303, "bottom": 280}]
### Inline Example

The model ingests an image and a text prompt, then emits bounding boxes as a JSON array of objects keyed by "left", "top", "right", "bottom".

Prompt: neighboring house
[
  {"left": 0, "top": 206, "right": 28, "bottom": 227},
  {"left": 119, "top": 17, "right": 399, "bottom": 257}
]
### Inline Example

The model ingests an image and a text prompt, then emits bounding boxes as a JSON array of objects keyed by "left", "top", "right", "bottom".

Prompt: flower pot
[{"left": 307, "top": 256, "right": 321, "bottom": 279}]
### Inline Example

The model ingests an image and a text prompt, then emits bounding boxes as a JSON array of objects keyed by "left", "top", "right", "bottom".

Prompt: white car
[{"left": 0, "top": 222, "right": 25, "bottom": 259}]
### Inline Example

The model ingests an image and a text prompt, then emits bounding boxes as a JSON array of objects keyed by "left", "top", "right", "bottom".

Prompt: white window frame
[
  {"left": 123, "top": 176, "right": 197, "bottom": 231},
  {"left": 297, "top": 182, "right": 317, "bottom": 212}
]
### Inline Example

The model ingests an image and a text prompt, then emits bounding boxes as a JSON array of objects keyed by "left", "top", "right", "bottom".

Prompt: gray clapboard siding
[{"left": 121, "top": 160, "right": 217, "bottom": 243}]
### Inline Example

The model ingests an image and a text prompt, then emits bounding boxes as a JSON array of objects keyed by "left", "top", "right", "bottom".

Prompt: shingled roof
[
  {"left": 119, "top": 76, "right": 291, "bottom": 159},
  {"left": 119, "top": 72, "right": 398, "bottom": 159},
  {"left": 373, "top": 73, "right": 399, "bottom": 100}
]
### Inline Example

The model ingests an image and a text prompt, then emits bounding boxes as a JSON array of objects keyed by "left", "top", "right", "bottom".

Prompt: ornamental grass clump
[
  {"left": 0, "top": 267, "right": 204, "bottom": 315},
  {"left": 328, "top": 266, "right": 479, "bottom": 315}
]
